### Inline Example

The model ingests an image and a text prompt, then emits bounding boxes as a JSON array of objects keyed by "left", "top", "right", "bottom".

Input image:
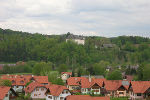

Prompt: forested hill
[{"left": 0, "top": 28, "right": 150, "bottom": 66}]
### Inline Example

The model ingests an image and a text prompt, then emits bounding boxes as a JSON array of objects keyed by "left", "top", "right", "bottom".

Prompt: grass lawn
[
  {"left": 0, "top": 62, "right": 16, "bottom": 64},
  {"left": 111, "top": 97, "right": 128, "bottom": 100},
  {"left": 0, "top": 73, "right": 32, "bottom": 76}
]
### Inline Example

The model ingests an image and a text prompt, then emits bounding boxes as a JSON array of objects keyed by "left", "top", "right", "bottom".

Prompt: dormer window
[
  {"left": 27, "top": 87, "right": 30, "bottom": 90},
  {"left": 62, "top": 91, "right": 64, "bottom": 94},
  {"left": 20, "top": 80, "right": 24, "bottom": 84},
  {"left": 12, "top": 80, "right": 15, "bottom": 84}
]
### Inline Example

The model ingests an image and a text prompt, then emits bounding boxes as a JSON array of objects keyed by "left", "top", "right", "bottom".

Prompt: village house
[
  {"left": 67, "top": 77, "right": 106, "bottom": 95},
  {"left": 45, "top": 84, "right": 71, "bottom": 100},
  {"left": 129, "top": 81, "right": 150, "bottom": 100},
  {"left": 0, "top": 75, "right": 49, "bottom": 92},
  {"left": 24, "top": 81, "right": 48, "bottom": 99},
  {"left": 104, "top": 80, "right": 129, "bottom": 97},
  {"left": 0, "top": 86, "right": 17, "bottom": 100},
  {"left": 61, "top": 72, "right": 72, "bottom": 82},
  {"left": 66, "top": 95, "right": 110, "bottom": 100},
  {"left": 66, "top": 34, "right": 85, "bottom": 45},
  {"left": 106, "top": 66, "right": 111, "bottom": 72},
  {"left": 80, "top": 78, "right": 106, "bottom": 95},
  {"left": 66, "top": 77, "right": 84, "bottom": 93}
]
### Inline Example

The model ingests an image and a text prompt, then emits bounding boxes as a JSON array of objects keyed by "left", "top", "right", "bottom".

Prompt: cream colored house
[
  {"left": 61, "top": 72, "right": 72, "bottom": 82},
  {"left": 66, "top": 34, "right": 85, "bottom": 45}
]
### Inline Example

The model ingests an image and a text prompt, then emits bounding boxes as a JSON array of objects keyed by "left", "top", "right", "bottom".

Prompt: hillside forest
[{"left": 0, "top": 28, "right": 150, "bottom": 83}]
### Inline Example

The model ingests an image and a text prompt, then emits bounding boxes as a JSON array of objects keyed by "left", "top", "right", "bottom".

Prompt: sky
[{"left": 0, "top": 0, "right": 150, "bottom": 37}]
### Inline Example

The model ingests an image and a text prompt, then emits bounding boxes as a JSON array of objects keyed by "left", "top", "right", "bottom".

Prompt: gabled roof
[
  {"left": 131, "top": 81, "right": 150, "bottom": 93},
  {"left": 1, "top": 75, "right": 49, "bottom": 86},
  {"left": 67, "top": 77, "right": 86, "bottom": 86},
  {"left": 81, "top": 78, "right": 106, "bottom": 88},
  {"left": 66, "top": 95, "right": 110, "bottom": 100},
  {"left": 33, "top": 76, "right": 49, "bottom": 84},
  {"left": 46, "top": 84, "right": 68, "bottom": 96},
  {"left": 61, "top": 72, "right": 72, "bottom": 76},
  {"left": 67, "top": 77, "right": 106, "bottom": 88},
  {"left": 24, "top": 82, "right": 47, "bottom": 93},
  {"left": 0, "top": 86, "right": 11, "bottom": 100},
  {"left": 105, "top": 80, "right": 129, "bottom": 91}
]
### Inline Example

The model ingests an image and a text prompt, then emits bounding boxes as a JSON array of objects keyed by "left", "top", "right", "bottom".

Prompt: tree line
[{"left": 0, "top": 28, "right": 150, "bottom": 81}]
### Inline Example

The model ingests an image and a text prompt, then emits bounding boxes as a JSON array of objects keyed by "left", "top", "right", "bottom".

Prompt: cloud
[{"left": 0, "top": 0, "right": 150, "bottom": 37}]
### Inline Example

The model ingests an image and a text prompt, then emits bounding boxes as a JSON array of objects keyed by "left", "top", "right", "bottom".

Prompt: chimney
[
  {"left": 89, "top": 75, "right": 91, "bottom": 82},
  {"left": 15, "top": 75, "right": 17, "bottom": 78},
  {"left": 75, "top": 78, "right": 77, "bottom": 80}
]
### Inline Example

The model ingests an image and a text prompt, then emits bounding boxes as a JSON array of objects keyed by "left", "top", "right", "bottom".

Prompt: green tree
[
  {"left": 143, "top": 64, "right": 150, "bottom": 81},
  {"left": 32, "top": 62, "right": 52, "bottom": 75},
  {"left": 0, "top": 80, "right": 12, "bottom": 86},
  {"left": 93, "top": 61, "right": 109, "bottom": 76},
  {"left": 58, "top": 64, "right": 68, "bottom": 73},
  {"left": 107, "top": 70, "right": 122, "bottom": 80}
]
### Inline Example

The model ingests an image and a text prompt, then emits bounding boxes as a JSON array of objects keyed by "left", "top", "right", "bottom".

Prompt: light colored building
[
  {"left": 0, "top": 86, "right": 17, "bottom": 100},
  {"left": 61, "top": 72, "right": 72, "bottom": 82},
  {"left": 45, "top": 84, "right": 71, "bottom": 100},
  {"left": 66, "top": 34, "right": 85, "bottom": 45},
  {"left": 104, "top": 80, "right": 129, "bottom": 97},
  {"left": 24, "top": 81, "right": 48, "bottom": 99}
]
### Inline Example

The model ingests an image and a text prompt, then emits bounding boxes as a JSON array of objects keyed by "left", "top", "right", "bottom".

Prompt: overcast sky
[{"left": 0, "top": 0, "right": 150, "bottom": 37}]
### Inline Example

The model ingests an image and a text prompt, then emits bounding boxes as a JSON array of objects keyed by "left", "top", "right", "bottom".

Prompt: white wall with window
[{"left": 46, "top": 90, "right": 71, "bottom": 100}]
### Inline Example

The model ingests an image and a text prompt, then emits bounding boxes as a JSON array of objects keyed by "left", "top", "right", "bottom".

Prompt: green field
[{"left": 111, "top": 97, "right": 128, "bottom": 100}]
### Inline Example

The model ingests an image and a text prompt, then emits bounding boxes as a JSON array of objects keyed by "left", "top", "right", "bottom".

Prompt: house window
[
  {"left": 66, "top": 91, "right": 68, "bottom": 94},
  {"left": 27, "top": 87, "right": 29, "bottom": 90},
  {"left": 34, "top": 94, "right": 37, "bottom": 96},
  {"left": 119, "top": 92, "right": 124, "bottom": 94},
  {"left": 5, "top": 94, "right": 8, "bottom": 97},
  {"left": 62, "top": 91, "right": 64, "bottom": 94},
  {"left": 12, "top": 80, "right": 15, "bottom": 84},
  {"left": 41, "top": 88, "right": 44, "bottom": 91},
  {"left": 36, "top": 88, "right": 39, "bottom": 91},
  {"left": 60, "top": 97, "right": 64, "bottom": 100},
  {"left": 16, "top": 86, "right": 18, "bottom": 88},
  {"left": 20, "top": 81, "right": 24, "bottom": 84},
  {"left": 137, "top": 93, "right": 142, "bottom": 96},
  {"left": 48, "top": 96, "right": 52, "bottom": 99},
  {"left": 94, "top": 90, "right": 99, "bottom": 92}
]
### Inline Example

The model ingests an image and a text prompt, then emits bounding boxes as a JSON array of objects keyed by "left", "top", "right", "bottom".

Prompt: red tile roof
[
  {"left": 105, "top": 80, "right": 129, "bottom": 91},
  {"left": 0, "top": 86, "right": 11, "bottom": 100},
  {"left": 1, "top": 75, "right": 49, "bottom": 86},
  {"left": 66, "top": 95, "right": 110, "bottom": 100},
  {"left": 47, "top": 84, "right": 68, "bottom": 96},
  {"left": 67, "top": 77, "right": 106, "bottom": 88},
  {"left": 61, "top": 72, "right": 72, "bottom": 76},
  {"left": 81, "top": 78, "right": 106, "bottom": 88},
  {"left": 67, "top": 77, "right": 86, "bottom": 86},
  {"left": 24, "top": 81, "right": 47, "bottom": 93},
  {"left": 33, "top": 76, "right": 49, "bottom": 84},
  {"left": 131, "top": 81, "right": 150, "bottom": 93}
]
